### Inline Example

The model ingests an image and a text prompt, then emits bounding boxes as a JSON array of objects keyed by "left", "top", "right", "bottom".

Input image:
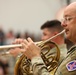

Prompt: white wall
[
  {"left": 71, "top": 0, "right": 76, "bottom": 2},
  {"left": 0, "top": 0, "right": 66, "bottom": 33}
]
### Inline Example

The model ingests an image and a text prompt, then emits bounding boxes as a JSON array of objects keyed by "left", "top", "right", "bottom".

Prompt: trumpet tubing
[{"left": 0, "top": 44, "right": 22, "bottom": 50}]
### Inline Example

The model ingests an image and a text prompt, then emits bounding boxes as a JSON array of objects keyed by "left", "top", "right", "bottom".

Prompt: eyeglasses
[{"left": 61, "top": 16, "right": 76, "bottom": 23}]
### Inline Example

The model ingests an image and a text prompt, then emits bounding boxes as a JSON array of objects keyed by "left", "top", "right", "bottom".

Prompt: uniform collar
[{"left": 67, "top": 45, "right": 76, "bottom": 54}]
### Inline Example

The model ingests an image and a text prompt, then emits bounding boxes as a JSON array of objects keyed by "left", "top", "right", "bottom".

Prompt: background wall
[
  {"left": 0, "top": 0, "right": 67, "bottom": 34},
  {"left": 0, "top": 0, "right": 75, "bottom": 33}
]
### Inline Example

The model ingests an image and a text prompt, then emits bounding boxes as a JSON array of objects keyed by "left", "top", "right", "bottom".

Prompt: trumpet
[{"left": 0, "top": 29, "right": 65, "bottom": 55}]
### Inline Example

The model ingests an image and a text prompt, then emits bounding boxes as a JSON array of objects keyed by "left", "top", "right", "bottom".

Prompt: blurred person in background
[
  {"left": 40, "top": 20, "right": 67, "bottom": 63},
  {"left": 23, "top": 31, "right": 29, "bottom": 39},
  {"left": 0, "top": 26, "right": 9, "bottom": 75},
  {"left": 4, "top": 29, "right": 16, "bottom": 75},
  {"left": 15, "top": 32, "right": 22, "bottom": 38},
  {"left": 5, "top": 30, "right": 15, "bottom": 45},
  {"left": 0, "top": 26, "right": 5, "bottom": 45},
  {"left": 0, "top": 61, "right": 5, "bottom": 75},
  {"left": 0, "top": 59, "right": 9, "bottom": 75}
]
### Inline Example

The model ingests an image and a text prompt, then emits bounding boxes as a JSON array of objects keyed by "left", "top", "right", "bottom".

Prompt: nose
[
  {"left": 41, "top": 37, "right": 44, "bottom": 41},
  {"left": 61, "top": 21, "right": 67, "bottom": 28},
  {"left": 41, "top": 36, "right": 45, "bottom": 41}
]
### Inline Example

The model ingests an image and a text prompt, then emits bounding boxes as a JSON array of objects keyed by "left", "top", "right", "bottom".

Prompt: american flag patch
[{"left": 66, "top": 60, "right": 76, "bottom": 71}]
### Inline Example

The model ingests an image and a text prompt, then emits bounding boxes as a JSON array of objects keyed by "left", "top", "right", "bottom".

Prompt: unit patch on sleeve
[{"left": 66, "top": 60, "right": 76, "bottom": 71}]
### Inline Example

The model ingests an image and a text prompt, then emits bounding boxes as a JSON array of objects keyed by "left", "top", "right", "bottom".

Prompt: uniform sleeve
[{"left": 31, "top": 56, "right": 50, "bottom": 75}]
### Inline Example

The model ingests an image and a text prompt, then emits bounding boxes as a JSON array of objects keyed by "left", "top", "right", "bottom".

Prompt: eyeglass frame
[{"left": 61, "top": 16, "right": 76, "bottom": 23}]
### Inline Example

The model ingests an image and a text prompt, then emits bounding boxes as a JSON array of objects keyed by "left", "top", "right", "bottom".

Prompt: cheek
[
  {"left": 69, "top": 26, "right": 76, "bottom": 38},
  {"left": 41, "top": 35, "right": 49, "bottom": 40},
  {"left": 44, "top": 35, "right": 52, "bottom": 40},
  {"left": 45, "top": 36, "right": 51, "bottom": 39},
  {"left": 72, "top": 28, "right": 76, "bottom": 36},
  {"left": 70, "top": 23, "right": 76, "bottom": 33}
]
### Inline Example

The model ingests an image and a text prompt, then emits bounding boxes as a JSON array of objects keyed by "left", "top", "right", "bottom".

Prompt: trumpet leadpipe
[{"left": 43, "top": 29, "right": 65, "bottom": 43}]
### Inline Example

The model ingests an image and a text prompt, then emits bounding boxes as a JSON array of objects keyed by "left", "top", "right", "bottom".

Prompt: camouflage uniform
[
  {"left": 15, "top": 44, "right": 67, "bottom": 75},
  {"left": 47, "top": 44, "right": 67, "bottom": 63},
  {"left": 46, "top": 44, "right": 67, "bottom": 75},
  {"left": 55, "top": 45, "right": 76, "bottom": 75},
  {"left": 31, "top": 45, "right": 76, "bottom": 75}
]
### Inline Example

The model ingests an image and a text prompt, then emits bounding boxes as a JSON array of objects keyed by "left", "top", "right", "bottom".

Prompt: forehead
[
  {"left": 43, "top": 27, "right": 55, "bottom": 31},
  {"left": 42, "top": 28, "right": 53, "bottom": 33},
  {"left": 42, "top": 28, "right": 51, "bottom": 32},
  {"left": 64, "top": 7, "right": 76, "bottom": 17}
]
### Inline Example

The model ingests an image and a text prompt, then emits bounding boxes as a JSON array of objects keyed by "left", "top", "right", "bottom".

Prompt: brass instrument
[{"left": 0, "top": 30, "right": 65, "bottom": 75}]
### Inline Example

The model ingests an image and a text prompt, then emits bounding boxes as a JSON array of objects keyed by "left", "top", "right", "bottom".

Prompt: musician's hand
[
  {"left": 10, "top": 38, "right": 25, "bottom": 57},
  {"left": 22, "top": 37, "right": 41, "bottom": 59},
  {"left": 9, "top": 48, "right": 25, "bottom": 57}
]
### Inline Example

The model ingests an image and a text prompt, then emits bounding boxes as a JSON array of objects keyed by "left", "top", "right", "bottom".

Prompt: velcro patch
[{"left": 66, "top": 60, "right": 76, "bottom": 71}]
